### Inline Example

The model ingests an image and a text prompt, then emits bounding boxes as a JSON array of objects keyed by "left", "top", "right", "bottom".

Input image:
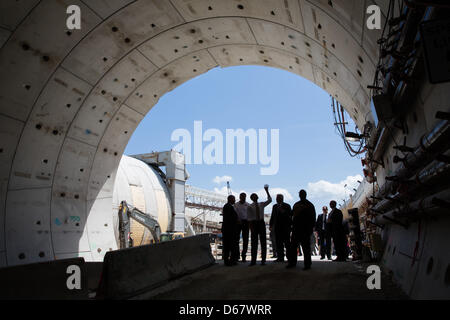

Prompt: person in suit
[
  {"left": 247, "top": 185, "right": 272, "bottom": 266},
  {"left": 221, "top": 195, "right": 239, "bottom": 266},
  {"left": 287, "top": 190, "right": 316, "bottom": 270},
  {"left": 315, "top": 206, "right": 332, "bottom": 260},
  {"left": 269, "top": 194, "right": 292, "bottom": 262},
  {"left": 328, "top": 200, "right": 347, "bottom": 262},
  {"left": 234, "top": 192, "right": 250, "bottom": 262}
]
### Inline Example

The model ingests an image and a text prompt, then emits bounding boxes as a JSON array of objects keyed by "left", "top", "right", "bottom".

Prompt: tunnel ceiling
[{"left": 0, "top": 0, "right": 389, "bottom": 266}]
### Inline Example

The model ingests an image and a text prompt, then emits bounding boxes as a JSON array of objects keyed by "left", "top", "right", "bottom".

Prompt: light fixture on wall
[{"left": 345, "top": 132, "right": 364, "bottom": 142}]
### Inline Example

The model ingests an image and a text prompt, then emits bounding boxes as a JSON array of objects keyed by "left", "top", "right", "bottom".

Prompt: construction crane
[{"left": 118, "top": 201, "right": 161, "bottom": 249}]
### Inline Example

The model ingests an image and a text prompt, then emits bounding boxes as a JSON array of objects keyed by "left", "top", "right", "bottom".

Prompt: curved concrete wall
[
  {"left": 0, "top": 0, "right": 392, "bottom": 266},
  {"left": 112, "top": 155, "right": 172, "bottom": 246}
]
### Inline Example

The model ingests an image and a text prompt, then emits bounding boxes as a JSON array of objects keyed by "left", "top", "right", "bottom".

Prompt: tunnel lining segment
[{"left": 0, "top": 0, "right": 380, "bottom": 266}]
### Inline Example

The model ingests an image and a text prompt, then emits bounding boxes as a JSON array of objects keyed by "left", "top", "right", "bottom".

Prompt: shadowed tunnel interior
[{"left": 0, "top": 0, "right": 449, "bottom": 300}]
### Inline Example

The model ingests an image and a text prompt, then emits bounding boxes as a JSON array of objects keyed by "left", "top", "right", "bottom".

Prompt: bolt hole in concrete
[{"left": 237, "top": 4, "right": 244, "bottom": 10}]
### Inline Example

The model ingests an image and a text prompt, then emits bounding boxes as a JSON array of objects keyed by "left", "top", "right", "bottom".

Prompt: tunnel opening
[{"left": 118, "top": 64, "right": 365, "bottom": 255}]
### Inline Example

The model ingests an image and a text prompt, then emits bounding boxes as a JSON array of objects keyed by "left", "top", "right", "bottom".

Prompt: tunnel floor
[{"left": 134, "top": 256, "right": 408, "bottom": 300}]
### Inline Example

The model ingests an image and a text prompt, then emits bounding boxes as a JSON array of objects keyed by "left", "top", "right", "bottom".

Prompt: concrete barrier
[
  {"left": 0, "top": 258, "right": 88, "bottom": 300},
  {"left": 97, "top": 234, "right": 215, "bottom": 299}
]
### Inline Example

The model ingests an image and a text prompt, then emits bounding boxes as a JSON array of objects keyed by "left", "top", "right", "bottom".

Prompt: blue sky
[{"left": 124, "top": 65, "right": 362, "bottom": 211}]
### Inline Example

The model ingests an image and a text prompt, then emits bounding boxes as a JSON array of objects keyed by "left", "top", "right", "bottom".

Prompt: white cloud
[
  {"left": 213, "top": 186, "right": 230, "bottom": 195},
  {"left": 306, "top": 174, "right": 363, "bottom": 201},
  {"left": 213, "top": 175, "right": 232, "bottom": 184}
]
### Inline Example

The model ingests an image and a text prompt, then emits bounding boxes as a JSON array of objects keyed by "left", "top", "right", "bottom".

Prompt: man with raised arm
[{"left": 247, "top": 185, "right": 272, "bottom": 266}]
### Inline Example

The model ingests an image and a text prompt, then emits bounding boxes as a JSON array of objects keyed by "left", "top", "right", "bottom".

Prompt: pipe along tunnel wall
[{"left": 0, "top": 0, "right": 449, "bottom": 298}]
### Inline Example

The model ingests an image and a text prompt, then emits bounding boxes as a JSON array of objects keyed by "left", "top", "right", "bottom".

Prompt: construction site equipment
[{"left": 118, "top": 201, "right": 161, "bottom": 249}]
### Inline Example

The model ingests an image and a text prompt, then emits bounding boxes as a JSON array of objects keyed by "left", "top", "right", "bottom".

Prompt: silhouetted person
[
  {"left": 328, "top": 200, "right": 347, "bottom": 262},
  {"left": 270, "top": 228, "right": 277, "bottom": 259},
  {"left": 343, "top": 219, "right": 351, "bottom": 258},
  {"left": 234, "top": 192, "right": 250, "bottom": 262},
  {"left": 310, "top": 232, "right": 318, "bottom": 256},
  {"left": 287, "top": 190, "right": 316, "bottom": 270},
  {"left": 269, "top": 194, "right": 292, "bottom": 262},
  {"left": 247, "top": 185, "right": 272, "bottom": 266},
  {"left": 222, "top": 195, "right": 239, "bottom": 266},
  {"left": 315, "top": 206, "right": 332, "bottom": 260}
]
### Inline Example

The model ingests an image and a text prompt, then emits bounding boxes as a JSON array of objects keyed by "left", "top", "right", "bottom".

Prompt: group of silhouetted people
[{"left": 221, "top": 186, "right": 349, "bottom": 270}]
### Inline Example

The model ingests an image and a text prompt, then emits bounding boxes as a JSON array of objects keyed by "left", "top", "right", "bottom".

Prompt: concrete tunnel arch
[{"left": 0, "top": 0, "right": 391, "bottom": 267}]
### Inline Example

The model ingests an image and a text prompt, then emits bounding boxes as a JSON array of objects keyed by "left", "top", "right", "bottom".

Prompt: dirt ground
[{"left": 134, "top": 256, "right": 408, "bottom": 300}]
